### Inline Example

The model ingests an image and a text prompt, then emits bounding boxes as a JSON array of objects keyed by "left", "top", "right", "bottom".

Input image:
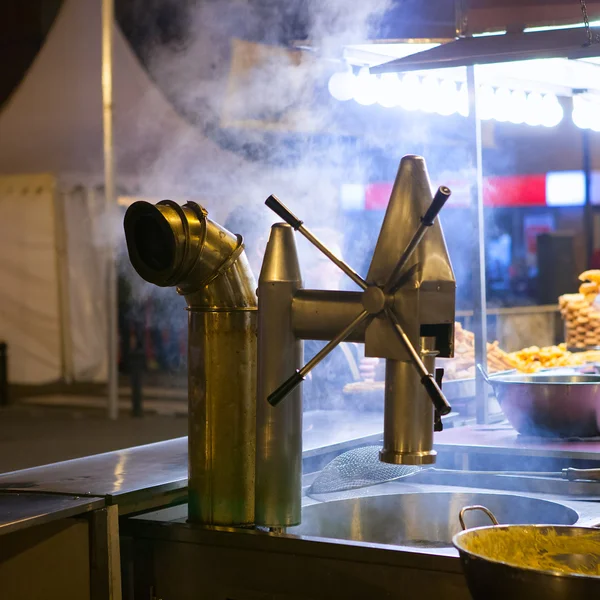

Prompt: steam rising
[{"left": 119, "top": 0, "right": 394, "bottom": 378}]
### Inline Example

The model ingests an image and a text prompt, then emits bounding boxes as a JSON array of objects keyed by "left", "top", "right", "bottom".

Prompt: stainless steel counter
[
  {"left": 0, "top": 492, "right": 104, "bottom": 536},
  {"left": 122, "top": 478, "right": 600, "bottom": 600},
  {"left": 0, "top": 437, "right": 188, "bottom": 515},
  {"left": 0, "top": 412, "right": 393, "bottom": 516}
]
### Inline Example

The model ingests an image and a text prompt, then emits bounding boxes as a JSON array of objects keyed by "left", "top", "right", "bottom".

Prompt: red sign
[{"left": 364, "top": 173, "right": 547, "bottom": 209}]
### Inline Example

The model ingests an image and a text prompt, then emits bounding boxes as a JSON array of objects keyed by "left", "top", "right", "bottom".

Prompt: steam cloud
[{"left": 119, "top": 0, "right": 497, "bottom": 393}]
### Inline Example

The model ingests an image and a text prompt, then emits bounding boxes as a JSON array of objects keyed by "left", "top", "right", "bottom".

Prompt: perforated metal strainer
[{"left": 308, "top": 445, "right": 427, "bottom": 495}]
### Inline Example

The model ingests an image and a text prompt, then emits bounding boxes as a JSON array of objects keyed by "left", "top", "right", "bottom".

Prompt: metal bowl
[
  {"left": 454, "top": 520, "right": 600, "bottom": 600},
  {"left": 289, "top": 492, "right": 578, "bottom": 549},
  {"left": 486, "top": 373, "right": 600, "bottom": 437}
]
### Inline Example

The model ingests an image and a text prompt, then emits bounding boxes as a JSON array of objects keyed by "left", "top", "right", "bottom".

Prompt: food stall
[{"left": 5, "top": 1, "right": 600, "bottom": 599}]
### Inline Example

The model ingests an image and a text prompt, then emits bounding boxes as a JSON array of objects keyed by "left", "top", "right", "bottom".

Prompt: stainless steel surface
[
  {"left": 435, "top": 424, "right": 600, "bottom": 461},
  {"left": 484, "top": 373, "right": 600, "bottom": 437},
  {"left": 292, "top": 289, "right": 365, "bottom": 342},
  {"left": 370, "top": 27, "right": 600, "bottom": 74},
  {"left": 123, "top": 477, "right": 600, "bottom": 600},
  {"left": 0, "top": 492, "right": 104, "bottom": 536},
  {"left": 290, "top": 492, "right": 578, "bottom": 550},
  {"left": 408, "top": 467, "right": 600, "bottom": 499},
  {"left": 256, "top": 223, "right": 303, "bottom": 527},
  {"left": 124, "top": 504, "right": 468, "bottom": 600},
  {"left": 454, "top": 523, "right": 600, "bottom": 599},
  {"left": 0, "top": 438, "right": 188, "bottom": 512},
  {"left": 188, "top": 309, "right": 256, "bottom": 525},
  {"left": 124, "top": 200, "right": 257, "bottom": 526}
]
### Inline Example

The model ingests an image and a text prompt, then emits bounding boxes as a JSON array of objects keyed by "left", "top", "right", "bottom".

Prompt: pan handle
[{"left": 459, "top": 505, "right": 500, "bottom": 531}]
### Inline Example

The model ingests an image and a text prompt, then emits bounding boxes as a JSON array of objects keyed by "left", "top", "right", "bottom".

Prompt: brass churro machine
[{"left": 123, "top": 154, "right": 456, "bottom": 529}]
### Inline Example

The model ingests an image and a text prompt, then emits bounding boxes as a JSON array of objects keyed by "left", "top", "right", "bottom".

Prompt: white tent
[{"left": 0, "top": 0, "right": 245, "bottom": 385}]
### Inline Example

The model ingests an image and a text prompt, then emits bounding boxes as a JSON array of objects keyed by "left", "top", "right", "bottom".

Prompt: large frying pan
[
  {"left": 479, "top": 367, "right": 600, "bottom": 437},
  {"left": 453, "top": 505, "right": 600, "bottom": 600}
]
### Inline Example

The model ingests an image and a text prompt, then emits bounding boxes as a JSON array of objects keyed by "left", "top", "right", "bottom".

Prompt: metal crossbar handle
[
  {"left": 386, "top": 308, "right": 452, "bottom": 416},
  {"left": 267, "top": 310, "right": 371, "bottom": 406},
  {"left": 384, "top": 186, "right": 451, "bottom": 295},
  {"left": 264, "top": 183, "right": 452, "bottom": 413},
  {"left": 265, "top": 195, "right": 368, "bottom": 290}
]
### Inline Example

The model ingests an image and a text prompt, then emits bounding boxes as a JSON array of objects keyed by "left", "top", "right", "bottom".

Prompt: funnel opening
[
  {"left": 133, "top": 214, "right": 174, "bottom": 272},
  {"left": 124, "top": 201, "right": 178, "bottom": 285}
]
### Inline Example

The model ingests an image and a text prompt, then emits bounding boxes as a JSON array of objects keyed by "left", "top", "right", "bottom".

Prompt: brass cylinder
[
  {"left": 188, "top": 309, "right": 256, "bottom": 525},
  {"left": 255, "top": 224, "right": 303, "bottom": 527},
  {"left": 380, "top": 337, "right": 438, "bottom": 465},
  {"left": 292, "top": 289, "right": 365, "bottom": 342},
  {"left": 124, "top": 200, "right": 257, "bottom": 526}
]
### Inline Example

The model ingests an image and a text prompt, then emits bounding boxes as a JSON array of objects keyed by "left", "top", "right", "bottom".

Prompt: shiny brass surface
[
  {"left": 365, "top": 155, "right": 455, "bottom": 361},
  {"left": 259, "top": 155, "right": 456, "bottom": 523},
  {"left": 291, "top": 289, "right": 365, "bottom": 342},
  {"left": 256, "top": 224, "right": 303, "bottom": 527},
  {"left": 380, "top": 338, "right": 438, "bottom": 466},
  {"left": 361, "top": 286, "right": 387, "bottom": 315},
  {"left": 124, "top": 200, "right": 257, "bottom": 527},
  {"left": 188, "top": 310, "right": 256, "bottom": 525}
]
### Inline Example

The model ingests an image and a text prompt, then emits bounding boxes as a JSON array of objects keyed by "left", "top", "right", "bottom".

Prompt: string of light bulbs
[{"left": 328, "top": 68, "right": 566, "bottom": 128}]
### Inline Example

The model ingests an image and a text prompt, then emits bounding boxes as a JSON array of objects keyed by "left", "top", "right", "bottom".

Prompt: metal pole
[
  {"left": 102, "top": 0, "right": 118, "bottom": 420},
  {"left": 466, "top": 65, "right": 489, "bottom": 425},
  {"left": 0, "top": 342, "right": 8, "bottom": 406},
  {"left": 583, "top": 128, "right": 594, "bottom": 268}
]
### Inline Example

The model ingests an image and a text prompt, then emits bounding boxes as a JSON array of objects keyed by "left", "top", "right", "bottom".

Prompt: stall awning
[{"left": 371, "top": 27, "right": 600, "bottom": 74}]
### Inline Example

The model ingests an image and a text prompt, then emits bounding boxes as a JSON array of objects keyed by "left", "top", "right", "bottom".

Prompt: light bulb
[
  {"left": 398, "top": 73, "right": 422, "bottom": 111},
  {"left": 377, "top": 73, "right": 401, "bottom": 108},
  {"left": 572, "top": 96, "right": 591, "bottom": 129},
  {"left": 436, "top": 79, "right": 459, "bottom": 116},
  {"left": 589, "top": 107, "right": 600, "bottom": 132},
  {"left": 353, "top": 67, "right": 378, "bottom": 106},
  {"left": 540, "top": 93, "right": 564, "bottom": 128},
  {"left": 572, "top": 107, "right": 590, "bottom": 129},
  {"left": 421, "top": 76, "right": 440, "bottom": 113},
  {"left": 508, "top": 90, "right": 527, "bottom": 124},
  {"left": 328, "top": 68, "right": 356, "bottom": 102},
  {"left": 476, "top": 85, "right": 496, "bottom": 120},
  {"left": 525, "top": 92, "right": 544, "bottom": 126},
  {"left": 494, "top": 88, "right": 512, "bottom": 122}
]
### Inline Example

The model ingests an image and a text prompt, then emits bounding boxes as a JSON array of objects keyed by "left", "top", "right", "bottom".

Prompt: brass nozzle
[{"left": 124, "top": 199, "right": 256, "bottom": 309}]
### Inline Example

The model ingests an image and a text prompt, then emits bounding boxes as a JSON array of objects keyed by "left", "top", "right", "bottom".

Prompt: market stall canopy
[
  {"left": 369, "top": 0, "right": 600, "bottom": 74},
  {"left": 371, "top": 26, "right": 600, "bottom": 74}
]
